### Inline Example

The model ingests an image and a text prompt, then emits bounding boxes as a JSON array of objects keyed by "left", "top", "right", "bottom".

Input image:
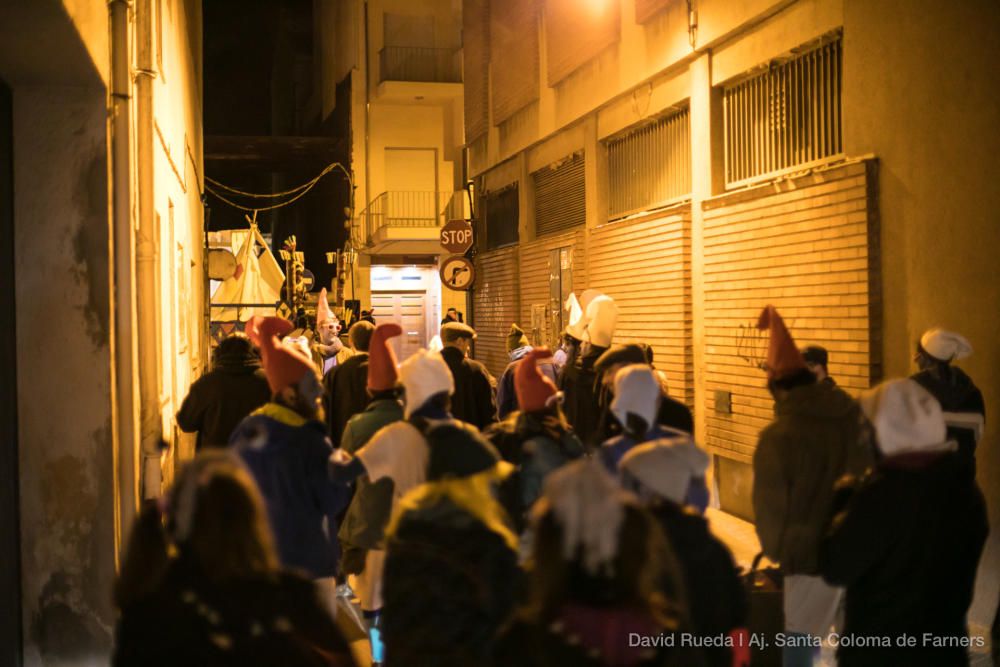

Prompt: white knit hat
[
  {"left": 585, "top": 295, "right": 618, "bottom": 348},
  {"left": 398, "top": 348, "right": 455, "bottom": 418},
  {"left": 566, "top": 290, "right": 603, "bottom": 340},
  {"left": 611, "top": 364, "right": 660, "bottom": 432},
  {"left": 564, "top": 293, "right": 583, "bottom": 338},
  {"left": 859, "top": 378, "right": 951, "bottom": 457},
  {"left": 920, "top": 328, "right": 973, "bottom": 362},
  {"left": 619, "top": 437, "right": 709, "bottom": 505}
]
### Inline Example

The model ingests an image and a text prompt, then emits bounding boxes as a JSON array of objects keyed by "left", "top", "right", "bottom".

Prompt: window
[
  {"left": 723, "top": 34, "right": 842, "bottom": 185},
  {"left": 533, "top": 152, "right": 586, "bottom": 237},
  {"left": 480, "top": 184, "right": 519, "bottom": 250},
  {"left": 607, "top": 108, "right": 691, "bottom": 219}
]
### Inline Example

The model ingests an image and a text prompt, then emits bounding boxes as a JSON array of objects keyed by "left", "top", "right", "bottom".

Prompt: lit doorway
[{"left": 369, "top": 265, "right": 442, "bottom": 361}]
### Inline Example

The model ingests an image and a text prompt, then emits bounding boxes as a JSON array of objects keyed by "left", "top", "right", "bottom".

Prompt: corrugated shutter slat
[{"left": 533, "top": 153, "right": 585, "bottom": 237}]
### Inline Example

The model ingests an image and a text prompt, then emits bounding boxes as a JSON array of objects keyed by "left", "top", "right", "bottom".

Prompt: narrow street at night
[{"left": 2, "top": 1, "right": 1000, "bottom": 665}]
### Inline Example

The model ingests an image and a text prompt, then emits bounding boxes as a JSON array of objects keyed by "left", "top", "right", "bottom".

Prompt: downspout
[
  {"left": 363, "top": 0, "right": 371, "bottom": 226},
  {"left": 108, "top": 0, "right": 140, "bottom": 554},
  {"left": 134, "top": 0, "right": 162, "bottom": 498}
]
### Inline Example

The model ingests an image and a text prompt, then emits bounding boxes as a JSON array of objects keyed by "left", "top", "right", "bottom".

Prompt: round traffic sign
[
  {"left": 439, "top": 255, "right": 475, "bottom": 291},
  {"left": 440, "top": 219, "right": 474, "bottom": 254}
]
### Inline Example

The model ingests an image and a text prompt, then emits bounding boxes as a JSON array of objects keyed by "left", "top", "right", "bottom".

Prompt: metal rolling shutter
[
  {"left": 533, "top": 153, "right": 585, "bottom": 237},
  {"left": 588, "top": 206, "right": 693, "bottom": 406},
  {"left": 519, "top": 229, "right": 586, "bottom": 347},
  {"left": 490, "top": 0, "right": 539, "bottom": 124},
  {"left": 463, "top": 0, "right": 489, "bottom": 141},
  {"left": 471, "top": 246, "right": 520, "bottom": 377}
]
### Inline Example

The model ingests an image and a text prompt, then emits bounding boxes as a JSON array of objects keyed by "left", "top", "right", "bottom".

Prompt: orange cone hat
[
  {"left": 246, "top": 315, "right": 316, "bottom": 394},
  {"left": 367, "top": 322, "right": 403, "bottom": 391},
  {"left": 515, "top": 347, "right": 560, "bottom": 413},
  {"left": 756, "top": 305, "right": 807, "bottom": 380}
]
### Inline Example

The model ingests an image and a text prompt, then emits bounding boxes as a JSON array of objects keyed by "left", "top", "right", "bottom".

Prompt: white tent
[{"left": 210, "top": 223, "right": 285, "bottom": 322}]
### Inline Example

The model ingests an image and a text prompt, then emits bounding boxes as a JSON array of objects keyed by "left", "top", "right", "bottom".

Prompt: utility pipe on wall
[
  {"left": 134, "top": 0, "right": 162, "bottom": 498},
  {"left": 108, "top": 0, "right": 140, "bottom": 554}
]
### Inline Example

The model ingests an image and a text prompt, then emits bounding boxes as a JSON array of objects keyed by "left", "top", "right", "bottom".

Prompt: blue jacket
[{"left": 230, "top": 403, "right": 350, "bottom": 578}]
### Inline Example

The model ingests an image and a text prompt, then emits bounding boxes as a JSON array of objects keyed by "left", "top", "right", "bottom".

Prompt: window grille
[
  {"left": 481, "top": 184, "right": 520, "bottom": 250},
  {"left": 608, "top": 108, "right": 691, "bottom": 219},
  {"left": 533, "top": 153, "right": 586, "bottom": 237},
  {"left": 723, "top": 36, "right": 842, "bottom": 185}
]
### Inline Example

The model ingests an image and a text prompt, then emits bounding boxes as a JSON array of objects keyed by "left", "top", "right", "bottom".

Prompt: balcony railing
[
  {"left": 357, "top": 191, "right": 466, "bottom": 245},
  {"left": 379, "top": 46, "right": 462, "bottom": 84}
]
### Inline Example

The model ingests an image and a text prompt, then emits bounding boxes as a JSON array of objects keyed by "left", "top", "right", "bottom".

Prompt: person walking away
[
  {"left": 801, "top": 345, "right": 836, "bottom": 386},
  {"left": 313, "top": 288, "right": 352, "bottom": 375},
  {"left": 910, "top": 328, "right": 985, "bottom": 470},
  {"left": 382, "top": 424, "right": 520, "bottom": 666},
  {"left": 439, "top": 321, "right": 498, "bottom": 429},
  {"left": 324, "top": 320, "right": 375, "bottom": 446},
  {"left": 552, "top": 293, "right": 583, "bottom": 376},
  {"left": 440, "top": 307, "right": 463, "bottom": 325},
  {"left": 113, "top": 450, "right": 357, "bottom": 667},
  {"left": 561, "top": 294, "right": 619, "bottom": 448},
  {"left": 496, "top": 323, "right": 557, "bottom": 421},
  {"left": 229, "top": 315, "right": 350, "bottom": 610},
  {"left": 619, "top": 441, "right": 749, "bottom": 667},
  {"left": 752, "top": 305, "right": 874, "bottom": 667},
  {"left": 491, "top": 459, "right": 705, "bottom": 667},
  {"left": 485, "top": 347, "right": 584, "bottom": 534},
  {"left": 176, "top": 333, "right": 270, "bottom": 451},
  {"left": 820, "top": 378, "right": 987, "bottom": 667},
  {"left": 598, "top": 365, "right": 709, "bottom": 513},
  {"left": 593, "top": 343, "right": 693, "bottom": 444},
  {"left": 336, "top": 323, "right": 406, "bottom": 666}
]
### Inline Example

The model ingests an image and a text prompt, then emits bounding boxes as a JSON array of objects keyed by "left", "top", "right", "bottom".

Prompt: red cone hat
[
  {"left": 756, "top": 305, "right": 807, "bottom": 380},
  {"left": 246, "top": 315, "right": 315, "bottom": 394},
  {"left": 515, "top": 347, "right": 559, "bottom": 413},
  {"left": 367, "top": 322, "right": 403, "bottom": 391}
]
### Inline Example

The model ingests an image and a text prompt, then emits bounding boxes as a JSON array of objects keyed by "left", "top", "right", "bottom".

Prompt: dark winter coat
[
  {"left": 337, "top": 398, "right": 404, "bottom": 574},
  {"left": 323, "top": 352, "right": 369, "bottom": 446},
  {"left": 176, "top": 353, "right": 270, "bottom": 451},
  {"left": 594, "top": 386, "right": 694, "bottom": 445},
  {"left": 495, "top": 347, "right": 558, "bottom": 421},
  {"left": 383, "top": 497, "right": 520, "bottom": 667},
  {"left": 911, "top": 366, "right": 986, "bottom": 467},
  {"left": 649, "top": 501, "right": 747, "bottom": 667},
  {"left": 752, "top": 381, "right": 873, "bottom": 574},
  {"left": 820, "top": 451, "right": 988, "bottom": 667},
  {"left": 559, "top": 344, "right": 609, "bottom": 448},
  {"left": 485, "top": 411, "right": 585, "bottom": 532},
  {"left": 441, "top": 345, "right": 497, "bottom": 430},
  {"left": 113, "top": 556, "right": 357, "bottom": 667},
  {"left": 230, "top": 404, "right": 350, "bottom": 578}
]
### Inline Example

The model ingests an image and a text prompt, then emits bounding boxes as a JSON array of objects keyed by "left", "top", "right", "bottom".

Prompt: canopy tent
[{"left": 210, "top": 223, "right": 285, "bottom": 322}]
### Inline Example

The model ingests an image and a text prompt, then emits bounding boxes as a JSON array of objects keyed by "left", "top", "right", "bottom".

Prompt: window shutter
[
  {"left": 490, "top": 0, "right": 539, "bottom": 124},
  {"left": 463, "top": 0, "right": 489, "bottom": 141},
  {"left": 545, "top": 0, "right": 620, "bottom": 86},
  {"left": 533, "top": 153, "right": 586, "bottom": 237}
]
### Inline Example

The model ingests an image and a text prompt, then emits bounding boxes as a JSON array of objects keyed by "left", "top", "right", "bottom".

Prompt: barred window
[
  {"left": 723, "top": 35, "right": 842, "bottom": 185},
  {"left": 607, "top": 108, "right": 691, "bottom": 219},
  {"left": 533, "top": 153, "right": 586, "bottom": 237},
  {"left": 480, "top": 184, "right": 519, "bottom": 250}
]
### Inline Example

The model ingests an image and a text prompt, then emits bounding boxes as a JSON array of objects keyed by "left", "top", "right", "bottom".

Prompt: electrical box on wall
[{"left": 714, "top": 389, "right": 732, "bottom": 415}]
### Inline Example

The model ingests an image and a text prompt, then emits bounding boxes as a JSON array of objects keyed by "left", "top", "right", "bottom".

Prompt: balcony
[
  {"left": 357, "top": 191, "right": 467, "bottom": 255},
  {"left": 375, "top": 46, "right": 463, "bottom": 104}
]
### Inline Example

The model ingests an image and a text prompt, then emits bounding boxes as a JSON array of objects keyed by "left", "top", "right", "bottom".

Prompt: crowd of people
[{"left": 115, "top": 287, "right": 988, "bottom": 667}]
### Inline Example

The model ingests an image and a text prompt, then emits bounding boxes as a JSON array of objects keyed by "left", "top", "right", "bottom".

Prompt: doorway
[
  {"left": 371, "top": 291, "right": 428, "bottom": 361},
  {"left": 1, "top": 77, "right": 23, "bottom": 666}
]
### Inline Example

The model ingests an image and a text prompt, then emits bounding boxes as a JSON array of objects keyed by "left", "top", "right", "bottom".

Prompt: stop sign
[{"left": 440, "top": 219, "right": 473, "bottom": 254}]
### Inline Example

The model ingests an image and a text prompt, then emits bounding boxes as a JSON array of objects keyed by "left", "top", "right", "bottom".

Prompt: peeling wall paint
[{"left": 14, "top": 86, "right": 115, "bottom": 666}]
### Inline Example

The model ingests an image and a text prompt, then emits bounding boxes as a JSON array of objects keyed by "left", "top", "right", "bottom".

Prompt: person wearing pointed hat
[
  {"left": 229, "top": 315, "right": 351, "bottom": 602},
  {"left": 598, "top": 364, "right": 709, "bottom": 512},
  {"left": 560, "top": 294, "right": 619, "bottom": 448},
  {"left": 552, "top": 292, "right": 586, "bottom": 376},
  {"left": 491, "top": 459, "right": 702, "bottom": 667},
  {"left": 333, "top": 323, "right": 406, "bottom": 666},
  {"left": 323, "top": 319, "right": 375, "bottom": 447},
  {"left": 485, "top": 347, "right": 584, "bottom": 533},
  {"left": 619, "top": 441, "right": 749, "bottom": 667},
  {"left": 910, "top": 327, "right": 985, "bottom": 468},
  {"left": 381, "top": 423, "right": 520, "bottom": 666},
  {"left": 495, "top": 323, "right": 558, "bottom": 421},
  {"left": 820, "top": 378, "right": 987, "bottom": 667},
  {"left": 312, "top": 287, "right": 352, "bottom": 375},
  {"left": 439, "top": 320, "right": 498, "bottom": 430},
  {"left": 751, "top": 305, "right": 873, "bottom": 666},
  {"left": 592, "top": 343, "right": 694, "bottom": 446}
]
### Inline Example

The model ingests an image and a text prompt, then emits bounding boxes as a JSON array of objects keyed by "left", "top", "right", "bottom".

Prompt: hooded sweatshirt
[{"left": 752, "top": 381, "right": 874, "bottom": 574}]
